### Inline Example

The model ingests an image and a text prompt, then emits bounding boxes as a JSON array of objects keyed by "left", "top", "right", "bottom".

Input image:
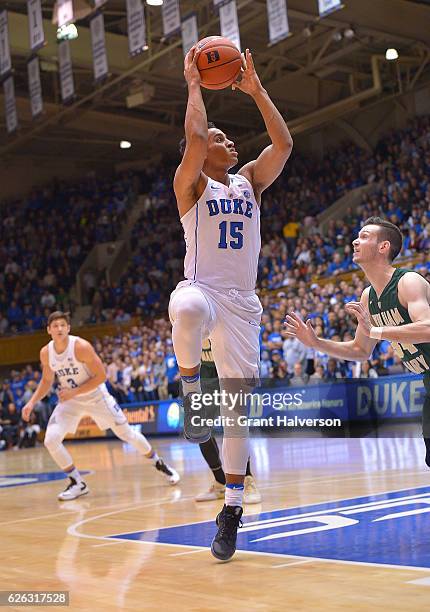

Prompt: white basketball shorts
[
  {"left": 48, "top": 391, "right": 127, "bottom": 434},
  {"left": 169, "top": 280, "right": 262, "bottom": 380}
]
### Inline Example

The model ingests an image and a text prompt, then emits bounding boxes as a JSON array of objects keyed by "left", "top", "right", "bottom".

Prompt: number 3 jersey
[
  {"left": 180, "top": 173, "right": 261, "bottom": 291},
  {"left": 368, "top": 268, "right": 430, "bottom": 381},
  {"left": 48, "top": 334, "right": 111, "bottom": 402}
]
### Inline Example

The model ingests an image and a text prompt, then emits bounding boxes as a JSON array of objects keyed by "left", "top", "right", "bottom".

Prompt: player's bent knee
[
  {"left": 44, "top": 425, "right": 64, "bottom": 452},
  {"left": 173, "top": 292, "right": 210, "bottom": 326},
  {"left": 112, "top": 422, "right": 135, "bottom": 443}
]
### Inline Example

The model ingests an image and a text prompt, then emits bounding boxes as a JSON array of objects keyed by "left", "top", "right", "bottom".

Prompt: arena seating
[{"left": 1, "top": 116, "right": 429, "bottom": 448}]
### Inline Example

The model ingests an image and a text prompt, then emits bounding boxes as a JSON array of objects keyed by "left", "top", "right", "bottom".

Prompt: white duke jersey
[
  {"left": 181, "top": 173, "right": 261, "bottom": 291},
  {"left": 48, "top": 335, "right": 110, "bottom": 402}
]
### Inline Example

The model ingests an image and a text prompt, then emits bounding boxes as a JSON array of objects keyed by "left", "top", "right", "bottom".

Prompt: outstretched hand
[
  {"left": 284, "top": 312, "right": 318, "bottom": 348},
  {"left": 184, "top": 45, "right": 201, "bottom": 86},
  {"left": 232, "top": 48, "right": 262, "bottom": 96},
  {"left": 345, "top": 302, "right": 372, "bottom": 336}
]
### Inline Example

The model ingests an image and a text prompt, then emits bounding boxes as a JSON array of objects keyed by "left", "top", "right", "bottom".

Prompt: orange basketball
[{"left": 196, "top": 36, "right": 242, "bottom": 90}]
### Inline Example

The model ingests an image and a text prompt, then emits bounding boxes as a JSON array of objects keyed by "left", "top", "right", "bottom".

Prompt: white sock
[
  {"left": 147, "top": 450, "right": 160, "bottom": 465},
  {"left": 225, "top": 483, "right": 244, "bottom": 508},
  {"left": 66, "top": 467, "right": 82, "bottom": 483},
  {"left": 181, "top": 373, "right": 202, "bottom": 396}
]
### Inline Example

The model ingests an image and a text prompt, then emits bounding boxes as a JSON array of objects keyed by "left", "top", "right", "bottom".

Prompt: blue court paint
[
  {"left": 109, "top": 486, "right": 430, "bottom": 569},
  {"left": 0, "top": 471, "right": 90, "bottom": 489}
]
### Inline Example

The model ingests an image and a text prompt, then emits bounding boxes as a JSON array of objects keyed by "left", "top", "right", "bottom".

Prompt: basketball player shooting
[
  {"left": 169, "top": 46, "right": 293, "bottom": 560},
  {"left": 22, "top": 311, "right": 180, "bottom": 501},
  {"left": 285, "top": 218, "right": 430, "bottom": 465}
]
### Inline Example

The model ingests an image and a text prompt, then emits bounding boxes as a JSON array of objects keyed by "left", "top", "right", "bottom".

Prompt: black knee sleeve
[{"left": 199, "top": 436, "right": 226, "bottom": 484}]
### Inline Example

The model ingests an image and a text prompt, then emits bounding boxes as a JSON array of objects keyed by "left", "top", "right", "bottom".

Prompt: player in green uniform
[
  {"left": 284, "top": 217, "right": 430, "bottom": 464},
  {"left": 196, "top": 339, "right": 262, "bottom": 504}
]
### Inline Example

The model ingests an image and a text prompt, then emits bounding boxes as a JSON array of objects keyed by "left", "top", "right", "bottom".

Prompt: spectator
[
  {"left": 19, "top": 412, "right": 40, "bottom": 448},
  {"left": 309, "top": 365, "right": 326, "bottom": 383},
  {"left": 355, "top": 361, "right": 378, "bottom": 379},
  {"left": 0, "top": 403, "right": 21, "bottom": 449},
  {"left": 165, "top": 348, "right": 180, "bottom": 398},
  {"left": 260, "top": 350, "right": 273, "bottom": 379},
  {"left": 283, "top": 336, "right": 307, "bottom": 375},
  {"left": 387, "top": 355, "right": 405, "bottom": 375},
  {"left": 0, "top": 382, "right": 14, "bottom": 409},
  {"left": 289, "top": 362, "right": 309, "bottom": 386},
  {"left": 40, "top": 290, "right": 56, "bottom": 309},
  {"left": 325, "top": 358, "right": 344, "bottom": 382}
]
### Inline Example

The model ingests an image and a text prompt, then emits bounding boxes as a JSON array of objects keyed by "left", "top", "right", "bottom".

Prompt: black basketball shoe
[
  {"left": 58, "top": 477, "right": 89, "bottom": 501},
  {"left": 211, "top": 504, "right": 243, "bottom": 561},
  {"left": 424, "top": 437, "right": 430, "bottom": 468},
  {"left": 154, "top": 458, "right": 180, "bottom": 485}
]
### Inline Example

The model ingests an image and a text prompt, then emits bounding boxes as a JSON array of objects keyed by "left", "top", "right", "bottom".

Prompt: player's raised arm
[
  {"left": 22, "top": 346, "right": 55, "bottom": 422},
  {"left": 346, "top": 272, "right": 430, "bottom": 342},
  {"left": 235, "top": 49, "right": 293, "bottom": 200},
  {"left": 174, "top": 46, "right": 208, "bottom": 217},
  {"left": 57, "top": 339, "right": 107, "bottom": 403},
  {"left": 285, "top": 288, "right": 377, "bottom": 362}
]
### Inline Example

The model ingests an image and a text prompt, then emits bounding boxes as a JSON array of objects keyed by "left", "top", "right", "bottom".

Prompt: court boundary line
[
  {"left": 2, "top": 468, "right": 428, "bottom": 528},
  {"left": 0, "top": 468, "right": 406, "bottom": 527},
  {"left": 66, "top": 480, "right": 430, "bottom": 573},
  {"left": 103, "top": 480, "right": 430, "bottom": 538},
  {"left": 406, "top": 577, "right": 430, "bottom": 585}
]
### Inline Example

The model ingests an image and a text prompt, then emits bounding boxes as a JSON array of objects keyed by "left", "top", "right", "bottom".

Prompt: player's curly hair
[
  {"left": 179, "top": 121, "right": 217, "bottom": 156},
  {"left": 362, "top": 217, "right": 403, "bottom": 261}
]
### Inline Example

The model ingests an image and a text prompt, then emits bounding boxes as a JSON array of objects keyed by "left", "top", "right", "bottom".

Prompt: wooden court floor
[{"left": 1, "top": 435, "right": 430, "bottom": 611}]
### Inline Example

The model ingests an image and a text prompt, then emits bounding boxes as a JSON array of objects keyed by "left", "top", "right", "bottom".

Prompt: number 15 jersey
[{"left": 180, "top": 173, "right": 261, "bottom": 291}]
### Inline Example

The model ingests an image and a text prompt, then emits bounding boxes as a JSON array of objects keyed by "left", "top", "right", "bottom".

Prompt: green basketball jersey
[{"left": 368, "top": 268, "right": 430, "bottom": 378}]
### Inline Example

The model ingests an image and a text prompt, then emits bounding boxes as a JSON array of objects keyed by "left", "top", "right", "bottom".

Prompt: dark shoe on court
[
  {"left": 211, "top": 505, "right": 243, "bottom": 561},
  {"left": 183, "top": 393, "right": 211, "bottom": 444},
  {"left": 155, "top": 458, "right": 180, "bottom": 485},
  {"left": 424, "top": 437, "right": 430, "bottom": 467},
  {"left": 58, "top": 478, "right": 89, "bottom": 501}
]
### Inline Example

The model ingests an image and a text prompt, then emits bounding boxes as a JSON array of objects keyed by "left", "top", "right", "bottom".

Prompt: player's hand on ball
[
  {"left": 22, "top": 402, "right": 34, "bottom": 422},
  {"left": 345, "top": 302, "right": 372, "bottom": 336},
  {"left": 284, "top": 312, "right": 318, "bottom": 347},
  {"left": 184, "top": 45, "right": 201, "bottom": 86},
  {"left": 232, "top": 49, "right": 262, "bottom": 96}
]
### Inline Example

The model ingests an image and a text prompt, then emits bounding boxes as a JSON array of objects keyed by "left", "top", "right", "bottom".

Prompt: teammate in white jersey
[
  {"left": 169, "top": 47, "right": 293, "bottom": 560},
  {"left": 22, "top": 311, "right": 180, "bottom": 500}
]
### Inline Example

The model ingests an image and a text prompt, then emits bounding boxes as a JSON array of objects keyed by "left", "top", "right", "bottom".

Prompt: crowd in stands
[
  {"left": 1, "top": 116, "right": 429, "bottom": 331},
  {"left": 0, "top": 172, "right": 140, "bottom": 335},
  {"left": 0, "top": 367, "right": 50, "bottom": 450},
  {"left": 1, "top": 115, "right": 430, "bottom": 449},
  {"left": 84, "top": 167, "right": 185, "bottom": 324},
  {"left": 0, "top": 280, "right": 417, "bottom": 450},
  {"left": 83, "top": 115, "right": 430, "bottom": 322},
  {"left": 259, "top": 114, "right": 430, "bottom": 289}
]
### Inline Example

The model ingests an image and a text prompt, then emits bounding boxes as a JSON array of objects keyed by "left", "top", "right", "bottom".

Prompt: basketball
[
  {"left": 196, "top": 36, "right": 242, "bottom": 90},
  {"left": 5, "top": 1, "right": 430, "bottom": 608}
]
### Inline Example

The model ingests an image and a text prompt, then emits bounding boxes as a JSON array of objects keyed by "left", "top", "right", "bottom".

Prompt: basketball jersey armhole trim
[
  {"left": 396, "top": 268, "right": 420, "bottom": 310},
  {"left": 48, "top": 341, "right": 54, "bottom": 366},
  {"left": 234, "top": 172, "right": 259, "bottom": 206},
  {"left": 179, "top": 176, "right": 210, "bottom": 222}
]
